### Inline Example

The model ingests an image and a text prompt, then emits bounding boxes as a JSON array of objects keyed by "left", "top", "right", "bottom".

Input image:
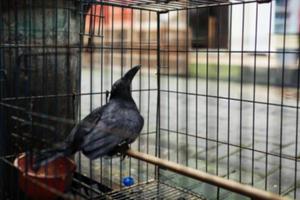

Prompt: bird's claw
[
  {"left": 121, "top": 154, "right": 127, "bottom": 161},
  {"left": 116, "top": 141, "right": 130, "bottom": 160}
]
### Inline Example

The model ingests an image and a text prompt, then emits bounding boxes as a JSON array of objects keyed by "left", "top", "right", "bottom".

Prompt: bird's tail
[{"left": 33, "top": 143, "right": 72, "bottom": 170}]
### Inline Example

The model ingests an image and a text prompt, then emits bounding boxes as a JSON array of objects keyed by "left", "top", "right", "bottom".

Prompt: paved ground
[{"left": 78, "top": 66, "right": 300, "bottom": 199}]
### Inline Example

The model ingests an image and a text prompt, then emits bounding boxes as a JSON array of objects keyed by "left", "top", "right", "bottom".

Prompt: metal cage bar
[{"left": 0, "top": 0, "right": 299, "bottom": 199}]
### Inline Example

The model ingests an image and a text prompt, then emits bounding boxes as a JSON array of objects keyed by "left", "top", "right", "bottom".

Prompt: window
[{"left": 189, "top": 6, "right": 228, "bottom": 48}]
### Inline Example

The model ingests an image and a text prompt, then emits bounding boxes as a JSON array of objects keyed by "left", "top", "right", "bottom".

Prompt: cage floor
[
  {"left": 70, "top": 172, "right": 205, "bottom": 200},
  {"left": 106, "top": 180, "right": 205, "bottom": 200}
]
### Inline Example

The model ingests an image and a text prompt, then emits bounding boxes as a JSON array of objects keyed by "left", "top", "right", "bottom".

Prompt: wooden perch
[{"left": 126, "top": 149, "right": 289, "bottom": 200}]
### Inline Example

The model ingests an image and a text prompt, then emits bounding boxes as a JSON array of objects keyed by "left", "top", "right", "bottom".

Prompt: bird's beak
[{"left": 123, "top": 65, "right": 141, "bottom": 83}]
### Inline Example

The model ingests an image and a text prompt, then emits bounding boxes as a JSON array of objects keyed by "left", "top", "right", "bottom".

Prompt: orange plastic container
[{"left": 13, "top": 153, "right": 76, "bottom": 200}]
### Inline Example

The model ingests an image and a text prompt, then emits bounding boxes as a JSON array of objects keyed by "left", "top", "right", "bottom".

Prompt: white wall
[
  {"left": 287, "top": 0, "right": 300, "bottom": 33},
  {"left": 230, "top": 2, "right": 274, "bottom": 52}
]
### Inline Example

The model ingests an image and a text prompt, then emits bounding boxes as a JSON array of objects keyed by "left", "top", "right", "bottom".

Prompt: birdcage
[{"left": 0, "top": 0, "right": 299, "bottom": 199}]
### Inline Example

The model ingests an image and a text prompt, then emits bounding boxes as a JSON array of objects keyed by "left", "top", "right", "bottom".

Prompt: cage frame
[{"left": 0, "top": 0, "right": 299, "bottom": 199}]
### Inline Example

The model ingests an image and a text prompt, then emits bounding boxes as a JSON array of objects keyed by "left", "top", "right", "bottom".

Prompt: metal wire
[
  {"left": 87, "top": 0, "right": 271, "bottom": 12},
  {"left": 0, "top": 0, "right": 299, "bottom": 199},
  {"left": 108, "top": 180, "right": 205, "bottom": 200}
]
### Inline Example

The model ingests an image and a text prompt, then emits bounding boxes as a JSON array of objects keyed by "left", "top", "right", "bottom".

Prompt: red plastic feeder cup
[{"left": 13, "top": 153, "right": 76, "bottom": 200}]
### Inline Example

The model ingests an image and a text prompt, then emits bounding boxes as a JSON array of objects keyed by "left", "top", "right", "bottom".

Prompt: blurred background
[
  {"left": 1, "top": 0, "right": 299, "bottom": 199},
  {"left": 81, "top": 1, "right": 300, "bottom": 199}
]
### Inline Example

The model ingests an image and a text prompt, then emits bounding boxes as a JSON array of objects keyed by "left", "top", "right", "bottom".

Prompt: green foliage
[{"left": 189, "top": 63, "right": 241, "bottom": 81}]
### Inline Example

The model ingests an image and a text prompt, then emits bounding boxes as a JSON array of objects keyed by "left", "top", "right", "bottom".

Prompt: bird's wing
[
  {"left": 65, "top": 106, "right": 105, "bottom": 151},
  {"left": 80, "top": 102, "right": 143, "bottom": 159}
]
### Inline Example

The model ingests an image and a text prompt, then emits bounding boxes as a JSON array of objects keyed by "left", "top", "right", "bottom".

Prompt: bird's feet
[
  {"left": 111, "top": 141, "right": 130, "bottom": 160},
  {"left": 117, "top": 142, "right": 130, "bottom": 160},
  {"left": 107, "top": 141, "right": 130, "bottom": 160}
]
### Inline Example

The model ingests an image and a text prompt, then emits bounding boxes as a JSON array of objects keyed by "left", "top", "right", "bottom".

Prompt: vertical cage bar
[
  {"left": 137, "top": 9, "right": 142, "bottom": 184},
  {"left": 216, "top": 4, "right": 221, "bottom": 199},
  {"left": 279, "top": 0, "right": 288, "bottom": 194},
  {"left": 176, "top": 10, "right": 179, "bottom": 164},
  {"left": 119, "top": 6, "right": 125, "bottom": 188},
  {"left": 66, "top": 0, "right": 71, "bottom": 118},
  {"left": 88, "top": 2, "right": 95, "bottom": 198},
  {"left": 41, "top": 0, "right": 47, "bottom": 164},
  {"left": 251, "top": 3, "right": 258, "bottom": 187},
  {"left": 146, "top": 10, "right": 151, "bottom": 181},
  {"left": 227, "top": 4, "right": 232, "bottom": 180},
  {"left": 185, "top": 9, "right": 189, "bottom": 167},
  {"left": 128, "top": 7, "right": 132, "bottom": 182},
  {"left": 265, "top": 1, "right": 273, "bottom": 192},
  {"left": 239, "top": 3, "right": 245, "bottom": 183},
  {"left": 25, "top": 0, "right": 31, "bottom": 198},
  {"left": 155, "top": 11, "right": 161, "bottom": 179},
  {"left": 54, "top": 0, "right": 58, "bottom": 140},
  {"left": 99, "top": 2, "right": 104, "bottom": 185},
  {"left": 0, "top": 0, "right": 6, "bottom": 198},
  {"left": 294, "top": 26, "right": 300, "bottom": 199},
  {"left": 77, "top": 0, "right": 84, "bottom": 175},
  {"left": 195, "top": 8, "right": 199, "bottom": 171},
  {"left": 109, "top": 5, "right": 115, "bottom": 188},
  {"left": 205, "top": 7, "right": 209, "bottom": 173},
  {"left": 100, "top": 4, "right": 104, "bottom": 110},
  {"left": 13, "top": 0, "right": 19, "bottom": 99},
  {"left": 27, "top": 0, "right": 32, "bottom": 98},
  {"left": 167, "top": 11, "right": 170, "bottom": 163},
  {"left": 195, "top": 47, "right": 199, "bottom": 170}
]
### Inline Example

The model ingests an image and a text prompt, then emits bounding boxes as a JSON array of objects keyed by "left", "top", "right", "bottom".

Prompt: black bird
[{"left": 34, "top": 65, "right": 144, "bottom": 169}]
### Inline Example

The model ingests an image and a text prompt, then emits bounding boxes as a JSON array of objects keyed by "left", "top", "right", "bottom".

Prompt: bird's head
[{"left": 110, "top": 65, "right": 141, "bottom": 100}]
